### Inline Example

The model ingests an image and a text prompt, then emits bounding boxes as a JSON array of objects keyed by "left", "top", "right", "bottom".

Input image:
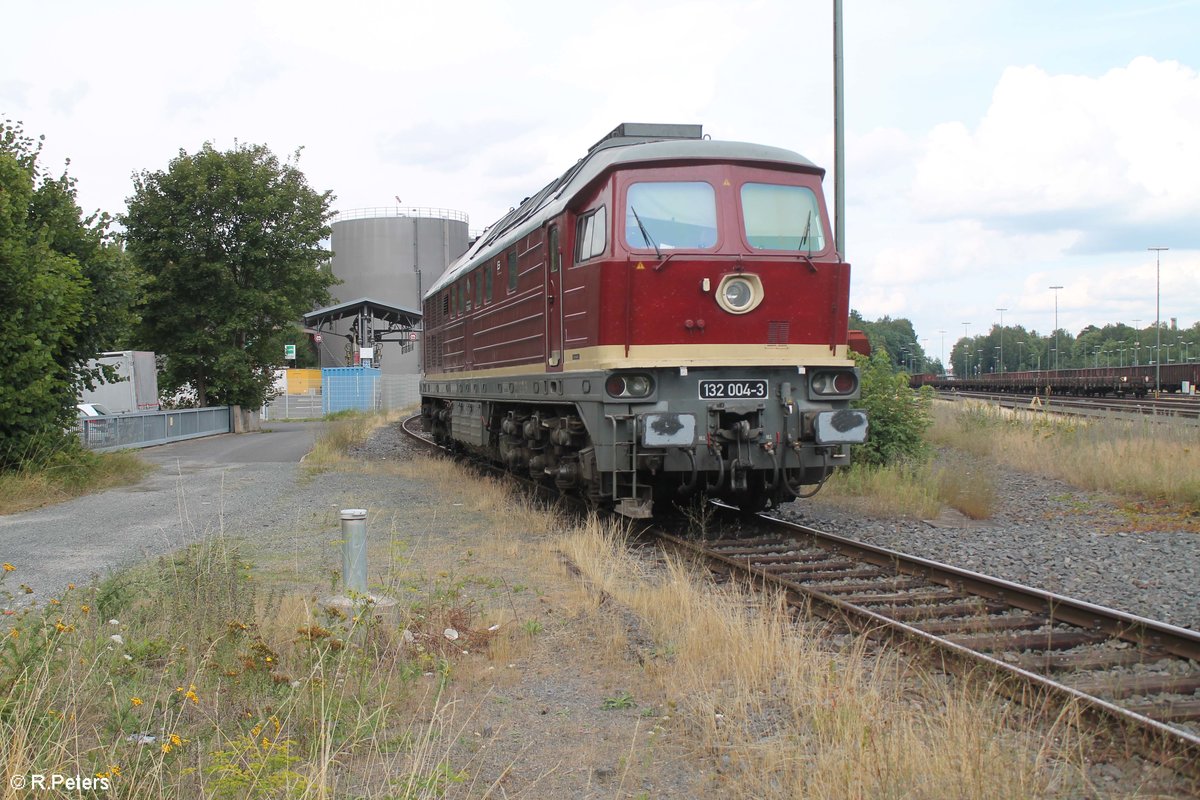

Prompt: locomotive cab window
[
  {"left": 507, "top": 249, "right": 518, "bottom": 292},
  {"left": 625, "top": 181, "right": 717, "bottom": 250},
  {"left": 741, "top": 183, "right": 826, "bottom": 251},
  {"left": 574, "top": 206, "right": 607, "bottom": 263}
]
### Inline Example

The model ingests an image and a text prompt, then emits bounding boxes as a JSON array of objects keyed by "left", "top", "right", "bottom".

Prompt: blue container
[{"left": 322, "top": 367, "right": 381, "bottom": 414}]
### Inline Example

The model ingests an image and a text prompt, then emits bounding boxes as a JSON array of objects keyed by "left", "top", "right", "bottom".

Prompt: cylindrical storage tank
[{"left": 326, "top": 207, "right": 470, "bottom": 378}]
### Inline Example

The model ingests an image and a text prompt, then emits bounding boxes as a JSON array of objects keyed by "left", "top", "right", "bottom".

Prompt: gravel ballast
[{"left": 774, "top": 453, "right": 1200, "bottom": 631}]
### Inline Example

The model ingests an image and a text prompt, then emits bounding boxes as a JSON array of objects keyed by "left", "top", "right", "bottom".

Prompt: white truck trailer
[{"left": 79, "top": 351, "right": 160, "bottom": 413}]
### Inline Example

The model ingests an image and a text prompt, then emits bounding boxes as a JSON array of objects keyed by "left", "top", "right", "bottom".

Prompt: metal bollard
[{"left": 340, "top": 509, "right": 369, "bottom": 595}]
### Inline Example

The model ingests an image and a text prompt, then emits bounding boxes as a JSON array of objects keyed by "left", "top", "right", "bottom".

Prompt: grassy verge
[
  {"left": 555, "top": 517, "right": 1092, "bottom": 798},
  {"left": 1, "top": 450, "right": 1107, "bottom": 798},
  {"left": 1, "top": 537, "right": 486, "bottom": 798},
  {"left": 930, "top": 400, "right": 1200, "bottom": 513},
  {"left": 0, "top": 445, "right": 152, "bottom": 515},
  {"left": 821, "top": 459, "right": 997, "bottom": 520},
  {"left": 303, "top": 409, "right": 409, "bottom": 471}
]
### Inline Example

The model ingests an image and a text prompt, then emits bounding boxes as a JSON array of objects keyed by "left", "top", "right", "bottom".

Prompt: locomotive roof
[{"left": 426, "top": 130, "right": 823, "bottom": 297}]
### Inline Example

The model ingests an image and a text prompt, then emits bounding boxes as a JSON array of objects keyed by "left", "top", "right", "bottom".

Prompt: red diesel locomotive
[{"left": 420, "top": 123, "right": 868, "bottom": 516}]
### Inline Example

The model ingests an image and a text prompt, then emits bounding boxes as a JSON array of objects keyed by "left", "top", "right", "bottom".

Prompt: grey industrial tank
[{"left": 326, "top": 207, "right": 470, "bottom": 376}]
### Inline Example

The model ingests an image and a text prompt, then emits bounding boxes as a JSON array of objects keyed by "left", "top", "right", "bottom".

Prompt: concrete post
[{"left": 340, "top": 508, "right": 368, "bottom": 594}]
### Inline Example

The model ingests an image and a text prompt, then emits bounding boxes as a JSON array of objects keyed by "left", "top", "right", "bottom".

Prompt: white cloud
[{"left": 910, "top": 57, "right": 1200, "bottom": 249}]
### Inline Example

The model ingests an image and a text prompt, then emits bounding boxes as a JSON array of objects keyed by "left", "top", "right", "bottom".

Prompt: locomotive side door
[{"left": 544, "top": 223, "right": 564, "bottom": 372}]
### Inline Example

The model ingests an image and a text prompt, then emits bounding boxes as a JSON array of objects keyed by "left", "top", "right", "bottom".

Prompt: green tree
[
  {"left": 0, "top": 119, "right": 139, "bottom": 468},
  {"left": 852, "top": 348, "right": 932, "bottom": 467},
  {"left": 849, "top": 311, "right": 927, "bottom": 373},
  {"left": 123, "top": 143, "right": 337, "bottom": 407}
]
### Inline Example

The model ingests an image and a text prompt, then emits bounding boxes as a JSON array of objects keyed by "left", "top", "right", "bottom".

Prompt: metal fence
[
  {"left": 260, "top": 393, "right": 324, "bottom": 420},
  {"left": 260, "top": 374, "right": 421, "bottom": 420},
  {"left": 78, "top": 407, "right": 231, "bottom": 452}
]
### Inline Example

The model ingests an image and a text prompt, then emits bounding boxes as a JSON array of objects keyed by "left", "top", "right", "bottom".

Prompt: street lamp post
[
  {"left": 961, "top": 322, "right": 970, "bottom": 380},
  {"left": 1049, "top": 285, "right": 1063, "bottom": 371},
  {"left": 1149, "top": 247, "right": 1168, "bottom": 396},
  {"left": 1016, "top": 340, "right": 1025, "bottom": 370},
  {"left": 996, "top": 307, "right": 1007, "bottom": 373}
]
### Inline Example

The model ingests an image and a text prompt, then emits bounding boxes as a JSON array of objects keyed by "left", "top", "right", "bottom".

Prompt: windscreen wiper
[
  {"left": 630, "top": 206, "right": 662, "bottom": 260},
  {"left": 798, "top": 210, "right": 812, "bottom": 253},
  {"left": 798, "top": 210, "right": 818, "bottom": 272}
]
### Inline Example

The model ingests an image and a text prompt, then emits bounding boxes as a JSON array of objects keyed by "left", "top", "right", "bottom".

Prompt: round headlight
[
  {"left": 723, "top": 279, "right": 752, "bottom": 310},
  {"left": 714, "top": 273, "right": 764, "bottom": 314}
]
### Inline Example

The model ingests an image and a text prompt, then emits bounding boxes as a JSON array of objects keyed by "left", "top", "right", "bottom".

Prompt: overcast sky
[{"left": 4, "top": 0, "right": 1198, "bottom": 364}]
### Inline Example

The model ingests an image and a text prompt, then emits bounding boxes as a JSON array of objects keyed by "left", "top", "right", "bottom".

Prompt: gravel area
[
  {"left": 774, "top": 450, "right": 1200, "bottom": 631},
  {"left": 5, "top": 421, "right": 1197, "bottom": 797}
]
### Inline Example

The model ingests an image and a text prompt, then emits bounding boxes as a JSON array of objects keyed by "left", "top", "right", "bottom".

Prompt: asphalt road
[{"left": 0, "top": 422, "right": 325, "bottom": 608}]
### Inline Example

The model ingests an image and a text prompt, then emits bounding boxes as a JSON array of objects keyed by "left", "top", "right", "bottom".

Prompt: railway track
[
  {"left": 398, "top": 414, "right": 1200, "bottom": 780},
  {"left": 939, "top": 389, "right": 1200, "bottom": 422},
  {"left": 656, "top": 511, "right": 1200, "bottom": 776}
]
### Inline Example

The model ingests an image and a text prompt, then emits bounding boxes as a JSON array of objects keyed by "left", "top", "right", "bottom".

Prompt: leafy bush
[
  {"left": 851, "top": 349, "right": 933, "bottom": 467},
  {"left": 1, "top": 119, "right": 140, "bottom": 470}
]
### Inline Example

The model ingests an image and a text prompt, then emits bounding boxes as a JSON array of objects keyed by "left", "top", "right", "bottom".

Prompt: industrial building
[{"left": 313, "top": 206, "right": 471, "bottom": 377}]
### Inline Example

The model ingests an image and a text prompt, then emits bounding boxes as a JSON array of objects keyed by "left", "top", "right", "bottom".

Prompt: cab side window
[{"left": 574, "top": 206, "right": 607, "bottom": 264}]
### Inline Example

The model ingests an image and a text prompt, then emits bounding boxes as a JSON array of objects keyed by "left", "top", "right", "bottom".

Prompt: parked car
[
  {"left": 77, "top": 402, "right": 114, "bottom": 417},
  {"left": 76, "top": 403, "right": 116, "bottom": 446}
]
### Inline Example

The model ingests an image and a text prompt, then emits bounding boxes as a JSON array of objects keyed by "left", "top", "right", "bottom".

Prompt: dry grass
[
  {"left": 302, "top": 410, "right": 399, "bottom": 470},
  {"left": 930, "top": 400, "right": 1200, "bottom": 512},
  {"left": 555, "top": 518, "right": 1094, "bottom": 799},
  {"left": 820, "top": 462, "right": 943, "bottom": 519},
  {"left": 1, "top": 444, "right": 1126, "bottom": 798},
  {"left": 0, "top": 533, "right": 491, "bottom": 799},
  {"left": 0, "top": 447, "right": 151, "bottom": 515},
  {"left": 821, "top": 459, "right": 997, "bottom": 520},
  {"left": 934, "top": 461, "right": 998, "bottom": 520}
]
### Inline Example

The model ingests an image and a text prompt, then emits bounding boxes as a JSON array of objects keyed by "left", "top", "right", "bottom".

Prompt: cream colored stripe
[
  {"left": 565, "top": 343, "right": 853, "bottom": 369},
  {"left": 424, "top": 343, "right": 853, "bottom": 381}
]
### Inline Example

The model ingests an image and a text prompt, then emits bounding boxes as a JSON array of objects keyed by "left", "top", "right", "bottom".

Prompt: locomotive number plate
[{"left": 698, "top": 379, "right": 768, "bottom": 400}]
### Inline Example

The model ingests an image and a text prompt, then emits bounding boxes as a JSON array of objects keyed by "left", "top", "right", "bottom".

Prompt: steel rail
[
  {"left": 399, "top": 413, "right": 1200, "bottom": 778},
  {"left": 653, "top": 513, "right": 1200, "bottom": 778}
]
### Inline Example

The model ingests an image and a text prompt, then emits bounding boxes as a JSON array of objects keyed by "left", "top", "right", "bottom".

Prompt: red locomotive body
[{"left": 421, "top": 124, "right": 868, "bottom": 516}]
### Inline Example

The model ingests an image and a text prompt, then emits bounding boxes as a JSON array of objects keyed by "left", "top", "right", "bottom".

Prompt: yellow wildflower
[
  {"left": 7, "top": 629, "right": 18, "bottom": 639},
  {"left": 131, "top": 697, "right": 143, "bottom": 707},
  {"left": 261, "top": 737, "right": 272, "bottom": 748},
  {"left": 67, "top": 583, "right": 75, "bottom": 590},
  {"left": 2, "top": 563, "right": 14, "bottom": 572},
  {"left": 50, "top": 598, "right": 61, "bottom": 606},
  {"left": 111, "top": 765, "right": 121, "bottom": 776},
  {"left": 185, "top": 689, "right": 199, "bottom": 704},
  {"left": 170, "top": 733, "right": 183, "bottom": 746},
  {"left": 81, "top": 604, "right": 90, "bottom": 614},
  {"left": 161, "top": 742, "right": 172, "bottom": 754}
]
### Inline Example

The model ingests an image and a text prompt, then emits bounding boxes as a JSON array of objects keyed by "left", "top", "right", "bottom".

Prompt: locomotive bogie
[{"left": 420, "top": 362, "right": 866, "bottom": 515}]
